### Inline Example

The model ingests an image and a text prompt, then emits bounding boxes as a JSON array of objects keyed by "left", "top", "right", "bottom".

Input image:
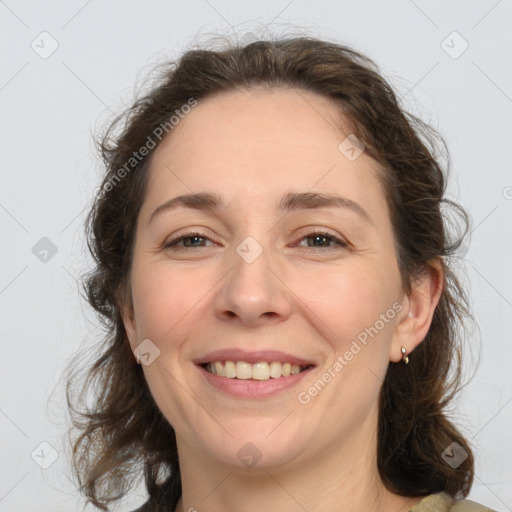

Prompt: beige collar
[{"left": 410, "top": 493, "right": 454, "bottom": 512}]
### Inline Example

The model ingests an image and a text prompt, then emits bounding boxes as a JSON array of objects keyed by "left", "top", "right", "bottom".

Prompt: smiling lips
[
  {"left": 203, "top": 360, "right": 312, "bottom": 380},
  {"left": 194, "top": 349, "right": 316, "bottom": 398},
  {"left": 194, "top": 349, "right": 316, "bottom": 382}
]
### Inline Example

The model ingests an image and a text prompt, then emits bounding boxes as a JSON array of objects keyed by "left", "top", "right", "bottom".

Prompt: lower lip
[{"left": 197, "top": 364, "right": 315, "bottom": 398}]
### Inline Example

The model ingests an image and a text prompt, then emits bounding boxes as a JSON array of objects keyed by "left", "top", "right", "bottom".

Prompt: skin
[{"left": 122, "top": 87, "right": 443, "bottom": 512}]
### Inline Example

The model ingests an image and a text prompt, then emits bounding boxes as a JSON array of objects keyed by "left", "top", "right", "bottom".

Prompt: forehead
[
  {"left": 156, "top": 87, "right": 346, "bottom": 157},
  {"left": 145, "top": 87, "right": 386, "bottom": 215}
]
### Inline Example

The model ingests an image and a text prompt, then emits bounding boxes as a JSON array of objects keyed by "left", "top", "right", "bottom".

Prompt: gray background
[{"left": 1, "top": 0, "right": 511, "bottom": 510}]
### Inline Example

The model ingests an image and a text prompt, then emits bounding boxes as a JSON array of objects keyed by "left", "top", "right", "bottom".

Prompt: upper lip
[{"left": 192, "top": 348, "right": 317, "bottom": 367}]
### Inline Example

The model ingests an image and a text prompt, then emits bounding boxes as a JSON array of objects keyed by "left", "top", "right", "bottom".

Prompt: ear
[
  {"left": 118, "top": 286, "right": 138, "bottom": 350},
  {"left": 390, "top": 259, "right": 444, "bottom": 362},
  {"left": 122, "top": 303, "right": 138, "bottom": 348}
]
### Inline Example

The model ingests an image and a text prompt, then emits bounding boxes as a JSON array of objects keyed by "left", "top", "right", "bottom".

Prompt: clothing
[
  {"left": 131, "top": 492, "right": 496, "bottom": 511},
  {"left": 410, "top": 492, "right": 496, "bottom": 512}
]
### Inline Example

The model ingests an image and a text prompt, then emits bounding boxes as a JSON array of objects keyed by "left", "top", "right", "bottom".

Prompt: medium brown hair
[{"left": 66, "top": 36, "right": 474, "bottom": 510}]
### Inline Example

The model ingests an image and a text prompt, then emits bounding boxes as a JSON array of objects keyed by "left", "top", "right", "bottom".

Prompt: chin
[{"left": 193, "top": 416, "right": 313, "bottom": 471}]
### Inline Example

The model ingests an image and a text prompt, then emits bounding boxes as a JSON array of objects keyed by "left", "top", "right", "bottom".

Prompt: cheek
[
  {"left": 290, "top": 258, "right": 397, "bottom": 351},
  {"left": 289, "top": 260, "right": 399, "bottom": 428},
  {"left": 130, "top": 261, "right": 206, "bottom": 345},
  {"left": 129, "top": 261, "right": 214, "bottom": 430}
]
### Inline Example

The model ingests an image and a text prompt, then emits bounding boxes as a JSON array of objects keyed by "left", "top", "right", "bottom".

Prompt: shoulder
[
  {"left": 132, "top": 494, "right": 497, "bottom": 512},
  {"left": 451, "top": 498, "right": 497, "bottom": 512},
  {"left": 410, "top": 493, "right": 497, "bottom": 512}
]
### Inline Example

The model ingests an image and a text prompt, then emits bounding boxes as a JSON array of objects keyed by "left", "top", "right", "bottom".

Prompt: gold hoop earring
[{"left": 401, "top": 346, "right": 409, "bottom": 364}]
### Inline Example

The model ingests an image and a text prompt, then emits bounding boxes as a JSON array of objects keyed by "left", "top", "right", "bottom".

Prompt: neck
[{"left": 172, "top": 410, "right": 425, "bottom": 512}]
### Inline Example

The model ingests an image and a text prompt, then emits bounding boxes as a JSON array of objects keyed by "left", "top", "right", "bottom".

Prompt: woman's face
[{"left": 123, "top": 87, "right": 409, "bottom": 470}]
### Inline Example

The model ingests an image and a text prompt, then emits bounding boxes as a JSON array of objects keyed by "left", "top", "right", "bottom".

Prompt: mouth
[
  {"left": 200, "top": 360, "right": 315, "bottom": 381},
  {"left": 193, "top": 349, "right": 317, "bottom": 398}
]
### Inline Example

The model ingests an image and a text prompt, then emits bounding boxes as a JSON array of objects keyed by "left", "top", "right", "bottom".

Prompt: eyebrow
[{"left": 148, "top": 191, "right": 373, "bottom": 225}]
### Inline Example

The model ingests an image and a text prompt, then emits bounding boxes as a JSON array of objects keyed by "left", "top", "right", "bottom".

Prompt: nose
[{"left": 213, "top": 242, "right": 292, "bottom": 327}]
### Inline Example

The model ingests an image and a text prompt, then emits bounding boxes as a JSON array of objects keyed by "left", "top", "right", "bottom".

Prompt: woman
[{"left": 66, "top": 36, "right": 495, "bottom": 511}]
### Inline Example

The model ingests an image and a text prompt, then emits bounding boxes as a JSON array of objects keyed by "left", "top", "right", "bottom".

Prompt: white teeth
[
  {"left": 282, "top": 362, "right": 291, "bottom": 376},
  {"left": 204, "top": 361, "right": 306, "bottom": 380},
  {"left": 224, "top": 360, "right": 236, "bottom": 378},
  {"left": 214, "top": 361, "right": 224, "bottom": 377},
  {"left": 235, "top": 361, "right": 252, "bottom": 380},
  {"left": 252, "top": 362, "right": 270, "bottom": 380},
  {"left": 269, "top": 361, "right": 282, "bottom": 378}
]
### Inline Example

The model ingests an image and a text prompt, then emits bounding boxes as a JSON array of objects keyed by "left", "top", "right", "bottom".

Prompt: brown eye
[
  {"left": 296, "top": 231, "right": 348, "bottom": 249},
  {"left": 164, "top": 232, "right": 214, "bottom": 250}
]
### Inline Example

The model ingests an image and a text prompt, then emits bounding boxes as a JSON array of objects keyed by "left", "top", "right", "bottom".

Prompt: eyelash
[{"left": 164, "top": 230, "right": 349, "bottom": 251}]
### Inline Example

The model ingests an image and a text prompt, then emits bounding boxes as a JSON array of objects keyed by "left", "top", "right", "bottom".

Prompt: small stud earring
[{"left": 401, "top": 346, "right": 409, "bottom": 364}]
